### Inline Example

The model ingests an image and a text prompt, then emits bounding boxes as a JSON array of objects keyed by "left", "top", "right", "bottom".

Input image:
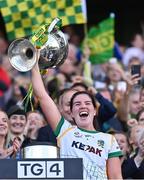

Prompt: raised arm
[
  {"left": 117, "top": 74, "right": 141, "bottom": 122},
  {"left": 88, "top": 86, "right": 117, "bottom": 123},
  {"left": 31, "top": 60, "right": 61, "bottom": 131}
]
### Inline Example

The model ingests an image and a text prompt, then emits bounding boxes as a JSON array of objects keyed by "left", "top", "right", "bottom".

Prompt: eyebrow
[
  {"left": 11, "top": 115, "right": 26, "bottom": 118},
  {"left": 73, "top": 100, "right": 92, "bottom": 104}
]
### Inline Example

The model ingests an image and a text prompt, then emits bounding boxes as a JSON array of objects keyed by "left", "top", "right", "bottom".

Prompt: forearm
[
  {"left": 117, "top": 93, "right": 129, "bottom": 122},
  {"left": 31, "top": 63, "right": 47, "bottom": 99},
  {"left": 96, "top": 92, "right": 117, "bottom": 121},
  {"left": 31, "top": 63, "right": 61, "bottom": 130},
  {"left": 107, "top": 157, "right": 123, "bottom": 179},
  {"left": 96, "top": 93, "right": 116, "bottom": 113}
]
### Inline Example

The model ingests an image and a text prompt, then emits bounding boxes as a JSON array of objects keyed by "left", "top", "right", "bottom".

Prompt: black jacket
[
  {"left": 37, "top": 124, "right": 57, "bottom": 144},
  {"left": 122, "top": 157, "right": 144, "bottom": 179},
  {"left": 96, "top": 92, "right": 117, "bottom": 128}
]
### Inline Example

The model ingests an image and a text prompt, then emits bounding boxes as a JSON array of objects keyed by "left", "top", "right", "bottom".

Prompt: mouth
[
  {"left": 79, "top": 111, "right": 89, "bottom": 117},
  {"left": 12, "top": 124, "right": 24, "bottom": 128},
  {"left": 0, "top": 126, "right": 7, "bottom": 131},
  {"left": 30, "top": 122, "right": 36, "bottom": 126}
]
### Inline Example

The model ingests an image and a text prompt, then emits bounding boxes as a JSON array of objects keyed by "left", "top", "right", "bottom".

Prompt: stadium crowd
[{"left": 0, "top": 26, "right": 144, "bottom": 179}]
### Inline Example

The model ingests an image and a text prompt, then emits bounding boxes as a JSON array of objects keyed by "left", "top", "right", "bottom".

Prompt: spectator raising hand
[{"left": 117, "top": 73, "right": 141, "bottom": 123}]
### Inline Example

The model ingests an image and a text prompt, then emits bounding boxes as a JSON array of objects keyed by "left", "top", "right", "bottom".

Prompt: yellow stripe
[{"left": 57, "top": 126, "right": 75, "bottom": 147}]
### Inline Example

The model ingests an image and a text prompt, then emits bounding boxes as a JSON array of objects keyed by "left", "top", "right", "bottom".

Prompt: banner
[
  {"left": 0, "top": 0, "right": 86, "bottom": 40},
  {"left": 85, "top": 16, "right": 114, "bottom": 64}
]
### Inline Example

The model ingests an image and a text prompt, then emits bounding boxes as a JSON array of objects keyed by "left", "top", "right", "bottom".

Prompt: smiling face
[
  {"left": 114, "top": 133, "right": 130, "bottom": 155},
  {"left": 9, "top": 114, "right": 27, "bottom": 135},
  {"left": 27, "top": 111, "right": 45, "bottom": 130},
  {"left": 107, "top": 64, "right": 122, "bottom": 83},
  {"left": 129, "top": 92, "right": 141, "bottom": 115},
  {"left": 71, "top": 93, "right": 96, "bottom": 130},
  {"left": 0, "top": 111, "right": 8, "bottom": 137}
]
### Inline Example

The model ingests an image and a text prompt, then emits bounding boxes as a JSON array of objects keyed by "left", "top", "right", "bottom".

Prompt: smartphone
[{"left": 131, "top": 64, "right": 141, "bottom": 85}]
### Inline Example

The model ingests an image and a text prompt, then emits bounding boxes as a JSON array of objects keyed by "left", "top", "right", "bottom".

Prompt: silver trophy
[{"left": 8, "top": 18, "right": 68, "bottom": 72}]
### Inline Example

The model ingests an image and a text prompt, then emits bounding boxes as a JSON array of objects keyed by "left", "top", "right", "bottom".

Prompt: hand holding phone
[{"left": 131, "top": 65, "right": 141, "bottom": 85}]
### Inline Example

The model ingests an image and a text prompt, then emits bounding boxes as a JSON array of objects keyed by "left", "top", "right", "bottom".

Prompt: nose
[
  {"left": 15, "top": 117, "right": 23, "bottom": 123},
  {"left": 29, "top": 118, "right": 35, "bottom": 122},
  {"left": 30, "top": 118, "right": 37, "bottom": 124},
  {"left": 80, "top": 102, "right": 87, "bottom": 108}
]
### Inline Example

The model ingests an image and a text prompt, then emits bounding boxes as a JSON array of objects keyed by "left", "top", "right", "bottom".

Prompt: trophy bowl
[
  {"left": 38, "top": 29, "right": 68, "bottom": 69},
  {"left": 21, "top": 142, "right": 59, "bottom": 159},
  {"left": 8, "top": 18, "right": 68, "bottom": 72}
]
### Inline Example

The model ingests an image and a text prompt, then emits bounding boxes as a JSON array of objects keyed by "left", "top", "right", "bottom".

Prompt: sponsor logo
[
  {"left": 74, "top": 132, "right": 83, "bottom": 138},
  {"left": 97, "top": 140, "right": 104, "bottom": 148},
  {"left": 71, "top": 141, "right": 102, "bottom": 156}
]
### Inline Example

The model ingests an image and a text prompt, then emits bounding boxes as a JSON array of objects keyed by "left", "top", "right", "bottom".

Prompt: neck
[
  {"left": 80, "top": 125, "right": 96, "bottom": 131},
  {"left": 0, "top": 136, "right": 6, "bottom": 149},
  {"left": 27, "top": 129, "right": 38, "bottom": 140},
  {"left": 11, "top": 132, "right": 21, "bottom": 137}
]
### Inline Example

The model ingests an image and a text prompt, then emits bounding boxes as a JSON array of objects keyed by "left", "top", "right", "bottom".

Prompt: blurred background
[{"left": 1, "top": 0, "right": 143, "bottom": 46}]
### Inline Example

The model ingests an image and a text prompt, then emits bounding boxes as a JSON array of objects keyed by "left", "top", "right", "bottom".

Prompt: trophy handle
[
  {"left": 48, "top": 18, "right": 62, "bottom": 33},
  {"left": 8, "top": 38, "right": 37, "bottom": 72}
]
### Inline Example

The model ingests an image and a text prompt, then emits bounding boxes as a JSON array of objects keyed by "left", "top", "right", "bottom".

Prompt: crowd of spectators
[{"left": 0, "top": 26, "right": 144, "bottom": 179}]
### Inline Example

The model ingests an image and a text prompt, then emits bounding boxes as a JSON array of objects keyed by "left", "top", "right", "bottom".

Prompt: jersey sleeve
[
  {"left": 108, "top": 135, "right": 123, "bottom": 158},
  {"left": 54, "top": 116, "right": 72, "bottom": 137}
]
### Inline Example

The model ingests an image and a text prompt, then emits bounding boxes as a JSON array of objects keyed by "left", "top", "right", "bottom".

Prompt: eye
[
  {"left": 86, "top": 102, "right": 91, "bottom": 105},
  {"left": 75, "top": 103, "right": 80, "bottom": 106},
  {"left": 11, "top": 115, "right": 17, "bottom": 120},
  {"left": 120, "top": 140, "right": 125, "bottom": 143},
  {"left": 2, "top": 118, "right": 7, "bottom": 123},
  {"left": 20, "top": 116, "right": 26, "bottom": 121},
  {"left": 85, "top": 101, "right": 92, "bottom": 105},
  {"left": 74, "top": 102, "right": 80, "bottom": 107}
]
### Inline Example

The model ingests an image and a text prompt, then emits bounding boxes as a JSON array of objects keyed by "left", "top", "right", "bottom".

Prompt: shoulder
[{"left": 97, "top": 132, "right": 113, "bottom": 139}]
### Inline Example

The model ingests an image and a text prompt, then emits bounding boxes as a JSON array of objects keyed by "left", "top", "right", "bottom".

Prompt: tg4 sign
[{"left": 17, "top": 161, "right": 64, "bottom": 179}]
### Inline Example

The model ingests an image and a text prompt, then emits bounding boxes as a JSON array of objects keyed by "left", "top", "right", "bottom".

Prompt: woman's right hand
[{"left": 125, "top": 74, "right": 141, "bottom": 93}]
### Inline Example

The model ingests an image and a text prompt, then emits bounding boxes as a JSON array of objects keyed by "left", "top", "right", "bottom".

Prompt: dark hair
[
  {"left": 57, "top": 88, "right": 70, "bottom": 101},
  {"left": 46, "top": 78, "right": 60, "bottom": 100},
  {"left": 70, "top": 91, "right": 96, "bottom": 111},
  {"left": 0, "top": 109, "right": 8, "bottom": 118},
  {"left": 57, "top": 88, "right": 71, "bottom": 104},
  {"left": 71, "top": 82, "right": 88, "bottom": 91},
  {"left": 7, "top": 105, "right": 27, "bottom": 118},
  {"left": 136, "top": 108, "right": 144, "bottom": 121},
  {"left": 57, "top": 88, "right": 78, "bottom": 106}
]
